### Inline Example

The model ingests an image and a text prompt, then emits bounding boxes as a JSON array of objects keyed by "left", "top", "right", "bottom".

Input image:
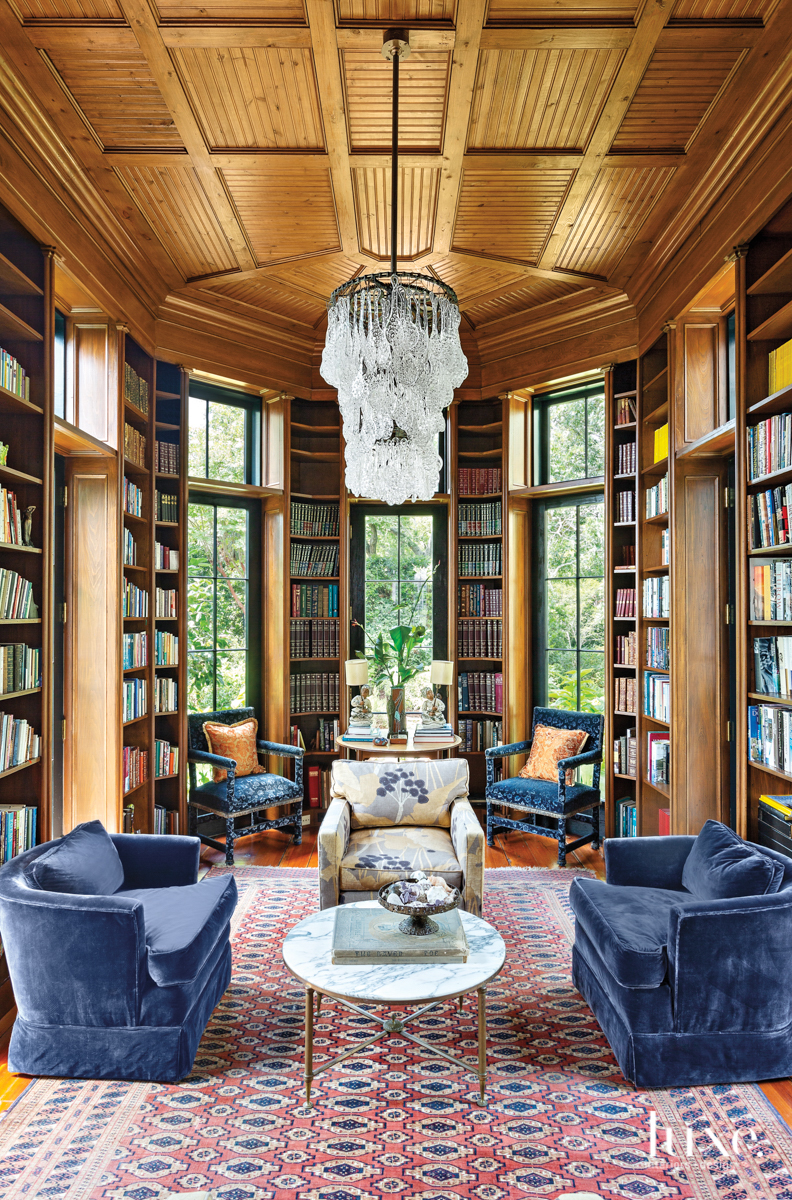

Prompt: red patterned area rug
[{"left": 2, "top": 865, "right": 792, "bottom": 1200}]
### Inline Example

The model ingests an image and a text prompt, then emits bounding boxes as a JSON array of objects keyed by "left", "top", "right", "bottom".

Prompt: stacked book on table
[
  {"left": 414, "top": 722, "right": 455, "bottom": 743},
  {"left": 332, "top": 905, "right": 468, "bottom": 965}
]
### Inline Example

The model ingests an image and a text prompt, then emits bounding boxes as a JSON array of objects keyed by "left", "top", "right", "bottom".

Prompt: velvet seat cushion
[
  {"left": 340, "top": 826, "right": 463, "bottom": 892},
  {"left": 488, "top": 776, "right": 599, "bottom": 816},
  {"left": 30, "top": 820, "right": 124, "bottom": 896},
  {"left": 121, "top": 874, "right": 238, "bottom": 987},
  {"left": 192, "top": 773, "right": 302, "bottom": 814},
  {"left": 570, "top": 877, "right": 692, "bottom": 989},
  {"left": 682, "top": 819, "right": 784, "bottom": 899}
]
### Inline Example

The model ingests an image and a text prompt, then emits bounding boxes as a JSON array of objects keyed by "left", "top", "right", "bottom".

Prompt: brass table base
[{"left": 302, "top": 986, "right": 488, "bottom": 1108}]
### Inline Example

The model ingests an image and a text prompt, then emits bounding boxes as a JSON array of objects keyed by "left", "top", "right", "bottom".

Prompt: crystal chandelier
[{"left": 321, "top": 28, "right": 468, "bottom": 506}]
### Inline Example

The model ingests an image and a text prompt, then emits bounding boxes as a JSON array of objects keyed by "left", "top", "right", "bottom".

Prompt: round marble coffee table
[{"left": 282, "top": 901, "right": 506, "bottom": 1107}]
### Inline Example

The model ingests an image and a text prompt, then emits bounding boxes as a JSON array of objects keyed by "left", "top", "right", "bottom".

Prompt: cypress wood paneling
[
  {"left": 336, "top": 0, "right": 455, "bottom": 20},
  {"left": 342, "top": 50, "right": 450, "bottom": 152},
  {"left": 72, "top": 323, "right": 112, "bottom": 445},
  {"left": 222, "top": 167, "right": 341, "bottom": 263},
  {"left": 155, "top": 0, "right": 306, "bottom": 21},
  {"left": 464, "top": 278, "right": 581, "bottom": 327},
  {"left": 352, "top": 166, "right": 440, "bottom": 259},
  {"left": 452, "top": 169, "right": 574, "bottom": 263},
  {"left": 485, "top": 0, "right": 637, "bottom": 21},
  {"left": 430, "top": 255, "right": 525, "bottom": 302},
  {"left": 682, "top": 322, "right": 719, "bottom": 445}
]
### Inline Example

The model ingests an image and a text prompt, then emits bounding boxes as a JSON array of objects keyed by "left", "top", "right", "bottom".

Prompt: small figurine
[
  {"left": 22, "top": 505, "right": 35, "bottom": 548},
  {"left": 349, "top": 684, "right": 373, "bottom": 729},
  {"left": 419, "top": 686, "right": 446, "bottom": 727}
]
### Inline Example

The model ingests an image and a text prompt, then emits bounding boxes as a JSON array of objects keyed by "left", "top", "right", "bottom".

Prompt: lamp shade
[
  {"left": 430, "top": 660, "right": 454, "bottom": 686},
  {"left": 345, "top": 659, "right": 369, "bottom": 686}
]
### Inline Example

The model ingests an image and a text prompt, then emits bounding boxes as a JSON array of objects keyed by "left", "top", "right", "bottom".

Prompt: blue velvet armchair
[
  {"left": 485, "top": 707, "right": 604, "bottom": 866},
  {"left": 571, "top": 822, "right": 792, "bottom": 1087},
  {"left": 188, "top": 707, "right": 304, "bottom": 866},
  {"left": 0, "top": 821, "right": 237, "bottom": 1082}
]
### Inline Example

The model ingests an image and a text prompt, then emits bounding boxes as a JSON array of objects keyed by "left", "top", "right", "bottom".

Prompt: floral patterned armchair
[{"left": 318, "top": 759, "right": 484, "bottom": 915}]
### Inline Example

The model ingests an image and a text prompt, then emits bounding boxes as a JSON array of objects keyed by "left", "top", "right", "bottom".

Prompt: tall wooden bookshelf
[
  {"left": 286, "top": 397, "right": 347, "bottom": 821},
  {"left": 453, "top": 397, "right": 506, "bottom": 800},
  {"left": 0, "top": 208, "right": 53, "bottom": 853}
]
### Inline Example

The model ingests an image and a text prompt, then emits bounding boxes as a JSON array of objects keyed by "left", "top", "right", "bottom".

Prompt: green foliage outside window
[
  {"left": 187, "top": 502, "right": 248, "bottom": 713},
  {"left": 544, "top": 499, "right": 605, "bottom": 715}
]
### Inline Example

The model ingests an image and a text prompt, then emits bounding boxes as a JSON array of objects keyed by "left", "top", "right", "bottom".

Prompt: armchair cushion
[
  {"left": 488, "top": 776, "right": 599, "bottom": 816},
  {"left": 682, "top": 819, "right": 784, "bottom": 900},
  {"left": 192, "top": 772, "right": 301, "bottom": 815},
  {"left": 340, "top": 826, "right": 463, "bottom": 891},
  {"left": 122, "top": 875, "right": 238, "bottom": 987},
  {"left": 521, "top": 724, "right": 588, "bottom": 785},
  {"left": 203, "top": 717, "right": 264, "bottom": 782},
  {"left": 30, "top": 820, "right": 124, "bottom": 896},
  {"left": 571, "top": 877, "right": 689, "bottom": 989},
  {"left": 331, "top": 759, "right": 469, "bottom": 830}
]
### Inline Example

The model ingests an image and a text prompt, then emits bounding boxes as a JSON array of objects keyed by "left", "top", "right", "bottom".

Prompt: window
[
  {"left": 187, "top": 500, "right": 255, "bottom": 712},
  {"left": 534, "top": 381, "right": 605, "bottom": 485},
  {"left": 188, "top": 381, "right": 261, "bottom": 485},
  {"left": 726, "top": 310, "right": 737, "bottom": 422},
  {"left": 534, "top": 496, "right": 605, "bottom": 713},
  {"left": 54, "top": 309, "right": 66, "bottom": 420}
]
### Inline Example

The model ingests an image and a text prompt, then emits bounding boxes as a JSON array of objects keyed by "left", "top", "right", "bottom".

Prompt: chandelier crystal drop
[{"left": 320, "top": 27, "right": 468, "bottom": 505}]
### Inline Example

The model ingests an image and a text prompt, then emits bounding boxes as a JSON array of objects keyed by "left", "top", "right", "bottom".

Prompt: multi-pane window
[
  {"left": 187, "top": 501, "right": 250, "bottom": 711},
  {"left": 535, "top": 381, "right": 605, "bottom": 484},
  {"left": 188, "top": 382, "right": 260, "bottom": 485}
]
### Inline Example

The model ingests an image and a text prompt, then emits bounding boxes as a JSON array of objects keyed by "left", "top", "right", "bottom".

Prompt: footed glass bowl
[{"left": 378, "top": 881, "right": 461, "bottom": 937}]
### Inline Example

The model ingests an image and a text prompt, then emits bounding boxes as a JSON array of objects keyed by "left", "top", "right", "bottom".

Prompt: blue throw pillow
[
  {"left": 682, "top": 819, "right": 784, "bottom": 900},
  {"left": 31, "top": 820, "right": 124, "bottom": 895}
]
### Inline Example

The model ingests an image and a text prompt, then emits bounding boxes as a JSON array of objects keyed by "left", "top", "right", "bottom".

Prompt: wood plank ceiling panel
[
  {"left": 452, "top": 169, "right": 574, "bottom": 264},
  {"left": 430, "top": 254, "right": 526, "bottom": 300},
  {"left": 336, "top": 0, "right": 456, "bottom": 20},
  {"left": 611, "top": 49, "right": 744, "bottom": 151},
  {"left": 352, "top": 165, "right": 439, "bottom": 259},
  {"left": 485, "top": 0, "right": 638, "bottom": 22},
  {"left": 16, "top": 0, "right": 122, "bottom": 15},
  {"left": 200, "top": 277, "right": 325, "bottom": 324},
  {"left": 267, "top": 254, "right": 362, "bottom": 298},
  {"left": 464, "top": 278, "right": 582, "bottom": 326},
  {"left": 671, "top": 0, "right": 773, "bottom": 15},
  {"left": 556, "top": 164, "right": 676, "bottom": 277},
  {"left": 222, "top": 167, "right": 342, "bottom": 263},
  {"left": 41, "top": 42, "right": 183, "bottom": 148},
  {"left": 171, "top": 47, "right": 324, "bottom": 150},
  {"left": 467, "top": 49, "right": 623, "bottom": 151},
  {"left": 116, "top": 164, "right": 237, "bottom": 278},
  {"left": 342, "top": 50, "right": 450, "bottom": 151},
  {"left": 154, "top": 0, "right": 306, "bottom": 22}
]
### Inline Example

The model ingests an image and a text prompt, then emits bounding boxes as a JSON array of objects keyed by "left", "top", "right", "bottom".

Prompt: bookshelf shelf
[
  {"left": 749, "top": 760, "right": 792, "bottom": 784},
  {"left": 747, "top": 296, "right": 792, "bottom": 342},
  {"left": 644, "top": 512, "right": 669, "bottom": 525},
  {"left": 0, "top": 542, "right": 41, "bottom": 554},
  {"left": 644, "top": 714, "right": 670, "bottom": 728},
  {"left": 0, "top": 618, "right": 40, "bottom": 625},
  {"left": 124, "top": 458, "right": 148, "bottom": 475},
  {"left": 123, "top": 714, "right": 148, "bottom": 728},
  {"left": 0, "top": 386, "right": 42, "bottom": 416},
  {"left": 644, "top": 776, "right": 670, "bottom": 797},
  {"left": 459, "top": 492, "right": 500, "bottom": 499},
  {"left": 0, "top": 249, "right": 43, "bottom": 297},
  {"left": 642, "top": 457, "right": 668, "bottom": 476},
  {"left": 0, "top": 301, "right": 42, "bottom": 343},
  {"left": 0, "top": 756, "right": 41, "bottom": 781},
  {"left": 0, "top": 463, "right": 42, "bottom": 486},
  {"left": 0, "top": 687, "right": 41, "bottom": 700},
  {"left": 747, "top": 383, "right": 792, "bottom": 418},
  {"left": 643, "top": 367, "right": 668, "bottom": 394}
]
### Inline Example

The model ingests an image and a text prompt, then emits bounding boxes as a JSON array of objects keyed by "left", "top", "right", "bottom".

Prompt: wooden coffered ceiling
[{"left": 1, "top": 0, "right": 790, "bottom": 393}]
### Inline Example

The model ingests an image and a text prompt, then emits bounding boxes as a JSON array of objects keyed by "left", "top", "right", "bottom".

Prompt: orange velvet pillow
[
  {"left": 203, "top": 717, "right": 265, "bottom": 783},
  {"left": 520, "top": 724, "right": 588, "bottom": 787}
]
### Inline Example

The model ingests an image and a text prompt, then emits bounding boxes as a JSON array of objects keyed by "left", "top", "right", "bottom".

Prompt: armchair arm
[
  {"left": 605, "top": 835, "right": 695, "bottom": 889},
  {"left": 558, "top": 746, "right": 602, "bottom": 772},
  {"left": 317, "top": 797, "right": 351, "bottom": 910},
  {"left": 485, "top": 739, "right": 533, "bottom": 759},
  {"left": 451, "top": 797, "right": 484, "bottom": 917},
  {"left": 112, "top": 833, "right": 199, "bottom": 889},
  {"left": 188, "top": 747, "right": 236, "bottom": 773},
  {"left": 257, "top": 739, "right": 304, "bottom": 789}
]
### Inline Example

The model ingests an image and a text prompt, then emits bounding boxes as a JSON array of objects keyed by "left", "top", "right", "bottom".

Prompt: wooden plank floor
[{"left": 2, "top": 826, "right": 790, "bottom": 1129}]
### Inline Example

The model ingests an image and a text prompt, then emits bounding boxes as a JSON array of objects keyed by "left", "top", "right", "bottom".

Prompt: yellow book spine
[
  {"left": 770, "top": 347, "right": 776, "bottom": 394},
  {"left": 760, "top": 794, "right": 792, "bottom": 817},
  {"left": 654, "top": 423, "right": 669, "bottom": 463}
]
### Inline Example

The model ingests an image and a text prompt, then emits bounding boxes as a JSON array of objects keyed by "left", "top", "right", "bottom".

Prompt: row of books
[
  {"left": 290, "top": 543, "right": 339, "bottom": 578},
  {"left": 620, "top": 544, "right": 636, "bottom": 566},
  {"left": 153, "top": 804, "right": 180, "bottom": 835},
  {"left": 749, "top": 483, "right": 792, "bottom": 550},
  {"left": 124, "top": 422, "right": 146, "bottom": 468},
  {"left": 768, "top": 336, "right": 792, "bottom": 395},
  {"left": 290, "top": 672, "right": 340, "bottom": 713},
  {"left": 458, "top": 543, "right": 502, "bottom": 576},
  {"left": 643, "top": 576, "right": 670, "bottom": 619},
  {"left": 0, "top": 568, "right": 36, "bottom": 619},
  {"left": 0, "top": 711, "right": 40, "bottom": 772},
  {"left": 748, "top": 413, "right": 792, "bottom": 482},
  {"left": 458, "top": 718, "right": 502, "bottom": 752},
  {"left": 154, "top": 441, "right": 179, "bottom": 475},
  {"left": 615, "top": 631, "right": 637, "bottom": 665},
  {"left": 615, "top": 588, "right": 636, "bottom": 617},
  {"left": 614, "top": 728, "right": 636, "bottom": 777},
  {"left": 458, "top": 671, "right": 503, "bottom": 714},
  {"left": 458, "top": 468, "right": 501, "bottom": 495},
  {"left": 615, "top": 394, "right": 636, "bottom": 425},
  {"left": 289, "top": 718, "right": 340, "bottom": 751},
  {"left": 124, "top": 362, "right": 149, "bottom": 415},
  {"left": 616, "top": 441, "right": 636, "bottom": 474},
  {"left": 290, "top": 619, "right": 339, "bottom": 659},
  {"left": 661, "top": 528, "right": 669, "bottom": 565},
  {"left": 123, "top": 745, "right": 147, "bottom": 794},
  {"left": 123, "top": 678, "right": 147, "bottom": 723},
  {"left": 457, "top": 619, "right": 502, "bottom": 658},
  {"left": 616, "top": 489, "right": 635, "bottom": 522},
  {"left": 618, "top": 797, "right": 637, "bottom": 836},
  {"left": 123, "top": 528, "right": 137, "bottom": 567},
  {"left": 156, "top": 630, "right": 179, "bottom": 665},
  {"left": 155, "top": 543, "right": 179, "bottom": 571},
  {"left": 750, "top": 558, "right": 792, "bottom": 621},
  {"left": 645, "top": 672, "right": 670, "bottom": 723},
  {"left": 0, "top": 347, "right": 30, "bottom": 402},
  {"left": 0, "top": 643, "right": 40, "bottom": 694},
  {"left": 123, "top": 632, "right": 147, "bottom": 669},
  {"left": 290, "top": 582, "right": 339, "bottom": 617},
  {"left": 123, "top": 580, "right": 148, "bottom": 619},
  {"left": 123, "top": 477, "right": 143, "bottom": 518},
  {"left": 155, "top": 677, "right": 177, "bottom": 713},
  {"left": 155, "top": 739, "right": 178, "bottom": 778},
  {"left": 290, "top": 502, "right": 339, "bottom": 537},
  {"left": 615, "top": 677, "right": 636, "bottom": 713},
  {"left": 1, "top": 487, "right": 25, "bottom": 546},
  {"left": 156, "top": 491, "right": 178, "bottom": 523},
  {"left": 646, "top": 475, "right": 668, "bottom": 518},
  {"left": 458, "top": 583, "right": 502, "bottom": 616},
  {"left": 646, "top": 625, "right": 670, "bottom": 670},
  {"left": 0, "top": 803, "right": 36, "bottom": 864},
  {"left": 155, "top": 588, "right": 177, "bottom": 618},
  {"left": 754, "top": 636, "right": 792, "bottom": 698},
  {"left": 648, "top": 731, "right": 670, "bottom": 785},
  {"left": 307, "top": 765, "right": 333, "bottom": 808},
  {"left": 458, "top": 502, "right": 502, "bottom": 536}
]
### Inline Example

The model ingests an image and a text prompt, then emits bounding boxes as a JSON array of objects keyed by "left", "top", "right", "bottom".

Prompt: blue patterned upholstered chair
[
  {"left": 188, "top": 707, "right": 303, "bottom": 866},
  {"left": 485, "top": 707, "right": 604, "bottom": 867}
]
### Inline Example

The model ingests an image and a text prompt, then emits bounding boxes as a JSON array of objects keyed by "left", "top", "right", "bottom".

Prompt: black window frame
[
  {"left": 533, "top": 379, "right": 606, "bottom": 486},
  {"left": 54, "top": 308, "right": 66, "bottom": 421},
  {"left": 188, "top": 380, "right": 261, "bottom": 487}
]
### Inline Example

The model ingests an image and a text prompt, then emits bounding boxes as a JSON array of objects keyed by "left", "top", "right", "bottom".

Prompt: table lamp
[
  {"left": 430, "top": 659, "right": 454, "bottom": 709},
  {"left": 345, "top": 659, "right": 370, "bottom": 732}
]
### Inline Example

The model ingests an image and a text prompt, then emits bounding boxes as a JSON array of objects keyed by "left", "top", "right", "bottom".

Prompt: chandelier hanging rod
[{"left": 382, "top": 28, "right": 410, "bottom": 275}]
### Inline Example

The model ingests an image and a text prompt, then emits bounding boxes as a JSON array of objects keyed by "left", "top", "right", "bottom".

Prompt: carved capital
[{"left": 725, "top": 244, "right": 749, "bottom": 262}]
